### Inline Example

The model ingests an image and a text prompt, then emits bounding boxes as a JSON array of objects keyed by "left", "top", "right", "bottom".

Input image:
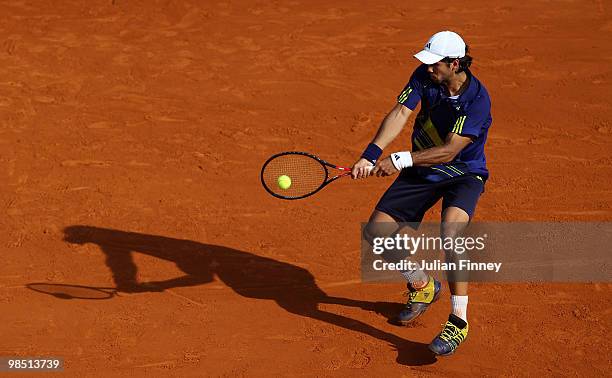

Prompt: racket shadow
[
  {"left": 27, "top": 283, "right": 117, "bottom": 300},
  {"left": 62, "top": 225, "right": 436, "bottom": 366}
]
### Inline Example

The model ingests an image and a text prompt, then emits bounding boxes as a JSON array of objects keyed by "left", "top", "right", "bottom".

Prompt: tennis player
[{"left": 352, "top": 31, "right": 492, "bottom": 355}]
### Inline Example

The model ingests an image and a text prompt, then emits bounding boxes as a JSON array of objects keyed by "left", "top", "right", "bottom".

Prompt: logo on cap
[{"left": 414, "top": 31, "right": 466, "bottom": 65}]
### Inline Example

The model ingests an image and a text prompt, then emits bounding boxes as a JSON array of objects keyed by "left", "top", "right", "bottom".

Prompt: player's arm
[
  {"left": 372, "top": 132, "right": 472, "bottom": 176},
  {"left": 351, "top": 103, "right": 413, "bottom": 179},
  {"left": 411, "top": 133, "right": 472, "bottom": 166},
  {"left": 371, "top": 103, "right": 414, "bottom": 150}
]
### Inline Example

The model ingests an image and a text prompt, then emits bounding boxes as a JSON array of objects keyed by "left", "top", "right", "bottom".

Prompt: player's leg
[
  {"left": 429, "top": 176, "right": 483, "bottom": 355},
  {"left": 100, "top": 245, "right": 140, "bottom": 292},
  {"left": 364, "top": 210, "right": 429, "bottom": 286},
  {"left": 365, "top": 173, "right": 443, "bottom": 325},
  {"left": 441, "top": 206, "right": 470, "bottom": 299},
  {"left": 428, "top": 206, "right": 471, "bottom": 355}
]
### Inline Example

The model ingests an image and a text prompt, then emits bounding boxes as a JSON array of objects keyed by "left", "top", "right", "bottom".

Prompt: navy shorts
[{"left": 375, "top": 170, "right": 485, "bottom": 223}]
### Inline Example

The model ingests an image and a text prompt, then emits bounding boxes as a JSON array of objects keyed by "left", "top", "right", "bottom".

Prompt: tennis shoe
[
  {"left": 428, "top": 313, "right": 469, "bottom": 356},
  {"left": 395, "top": 276, "right": 441, "bottom": 325}
]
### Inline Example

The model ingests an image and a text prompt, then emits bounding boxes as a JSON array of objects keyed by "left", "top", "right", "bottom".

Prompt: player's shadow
[{"left": 62, "top": 225, "right": 436, "bottom": 366}]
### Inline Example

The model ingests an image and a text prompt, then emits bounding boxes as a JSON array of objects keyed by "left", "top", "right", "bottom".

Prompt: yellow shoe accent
[
  {"left": 429, "top": 314, "right": 469, "bottom": 355},
  {"left": 408, "top": 277, "right": 437, "bottom": 304},
  {"left": 396, "top": 277, "right": 441, "bottom": 325}
]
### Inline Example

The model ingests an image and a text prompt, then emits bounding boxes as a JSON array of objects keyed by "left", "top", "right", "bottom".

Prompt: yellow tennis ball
[{"left": 278, "top": 175, "right": 292, "bottom": 190}]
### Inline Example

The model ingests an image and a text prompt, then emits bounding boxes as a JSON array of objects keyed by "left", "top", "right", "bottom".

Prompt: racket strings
[{"left": 262, "top": 154, "right": 327, "bottom": 198}]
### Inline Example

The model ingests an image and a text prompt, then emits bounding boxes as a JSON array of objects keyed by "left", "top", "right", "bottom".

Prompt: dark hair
[{"left": 441, "top": 44, "right": 473, "bottom": 73}]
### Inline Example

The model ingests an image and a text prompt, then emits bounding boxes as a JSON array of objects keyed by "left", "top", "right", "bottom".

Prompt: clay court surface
[{"left": 1, "top": 0, "right": 611, "bottom": 376}]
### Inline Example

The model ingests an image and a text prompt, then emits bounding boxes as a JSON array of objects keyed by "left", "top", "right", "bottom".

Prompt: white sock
[{"left": 451, "top": 295, "right": 468, "bottom": 322}]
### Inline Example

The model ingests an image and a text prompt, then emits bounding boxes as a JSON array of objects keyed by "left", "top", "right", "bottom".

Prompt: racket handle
[{"left": 338, "top": 165, "right": 373, "bottom": 175}]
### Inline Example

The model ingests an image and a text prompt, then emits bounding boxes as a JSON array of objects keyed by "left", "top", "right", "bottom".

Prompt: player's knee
[
  {"left": 363, "top": 221, "right": 396, "bottom": 245},
  {"left": 440, "top": 221, "right": 468, "bottom": 241},
  {"left": 442, "top": 207, "right": 470, "bottom": 229},
  {"left": 362, "top": 223, "right": 376, "bottom": 246},
  {"left": 362, "top": 222, "right": 398, "bottom": 250}
]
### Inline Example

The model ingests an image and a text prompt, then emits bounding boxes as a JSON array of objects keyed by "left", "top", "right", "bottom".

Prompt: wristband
[
  {"left": 361, "top": 143, "right": 382, "bottom": 164},
  {"left": 390, "top": 151, "right": 413, "bottom": 170}
]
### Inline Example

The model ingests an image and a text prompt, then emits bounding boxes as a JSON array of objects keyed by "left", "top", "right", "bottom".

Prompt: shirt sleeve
[
  {"left": 397, "top": 65, "right": 427, "bottom": 110},
  {"left": 452, "top": 95, "right": 491, "bottom": 138}
]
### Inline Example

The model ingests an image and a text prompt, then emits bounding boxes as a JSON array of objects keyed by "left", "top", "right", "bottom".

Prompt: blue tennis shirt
[{"left": 398, "top": 64, "right": 492, "bottom": 182}]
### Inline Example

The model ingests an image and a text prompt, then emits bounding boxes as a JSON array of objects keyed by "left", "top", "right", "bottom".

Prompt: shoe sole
[
  {"left": 428, "top": 334, "right": 468, "bottom": 356},
  {"left": 428, "top": 344, "right": 455, "bottom": 356},
  {"left": 395, "top": 284, "right": 442, "bottom": 326}
]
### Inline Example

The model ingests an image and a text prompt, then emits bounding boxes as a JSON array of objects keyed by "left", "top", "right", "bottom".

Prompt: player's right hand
[{"left": 351, "top": 158, "right": 374, "bottom": 179}]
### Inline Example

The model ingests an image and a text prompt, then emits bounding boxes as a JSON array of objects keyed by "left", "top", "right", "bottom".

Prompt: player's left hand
[{"left": 372, "top": 156, "right": 399, "bottom": 177}]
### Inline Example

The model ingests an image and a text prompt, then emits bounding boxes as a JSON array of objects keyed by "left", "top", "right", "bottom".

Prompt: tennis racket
[{"left": 261, "top": 152, "right": 353, "bottom": 200}]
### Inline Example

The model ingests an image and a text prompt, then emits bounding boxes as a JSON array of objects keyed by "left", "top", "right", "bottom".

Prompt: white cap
[{"left": 414, "top": 31, "right": 466, "bottom": 64}]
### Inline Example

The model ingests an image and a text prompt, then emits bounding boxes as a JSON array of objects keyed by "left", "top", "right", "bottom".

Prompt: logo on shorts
[{"left": 393, "top": 154, "right": 400, "bottom": 161}]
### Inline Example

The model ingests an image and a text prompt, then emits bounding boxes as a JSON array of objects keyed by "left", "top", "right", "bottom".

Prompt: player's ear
[{"left": 451, "top": 58, "right": 460, "bottom": 72}]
